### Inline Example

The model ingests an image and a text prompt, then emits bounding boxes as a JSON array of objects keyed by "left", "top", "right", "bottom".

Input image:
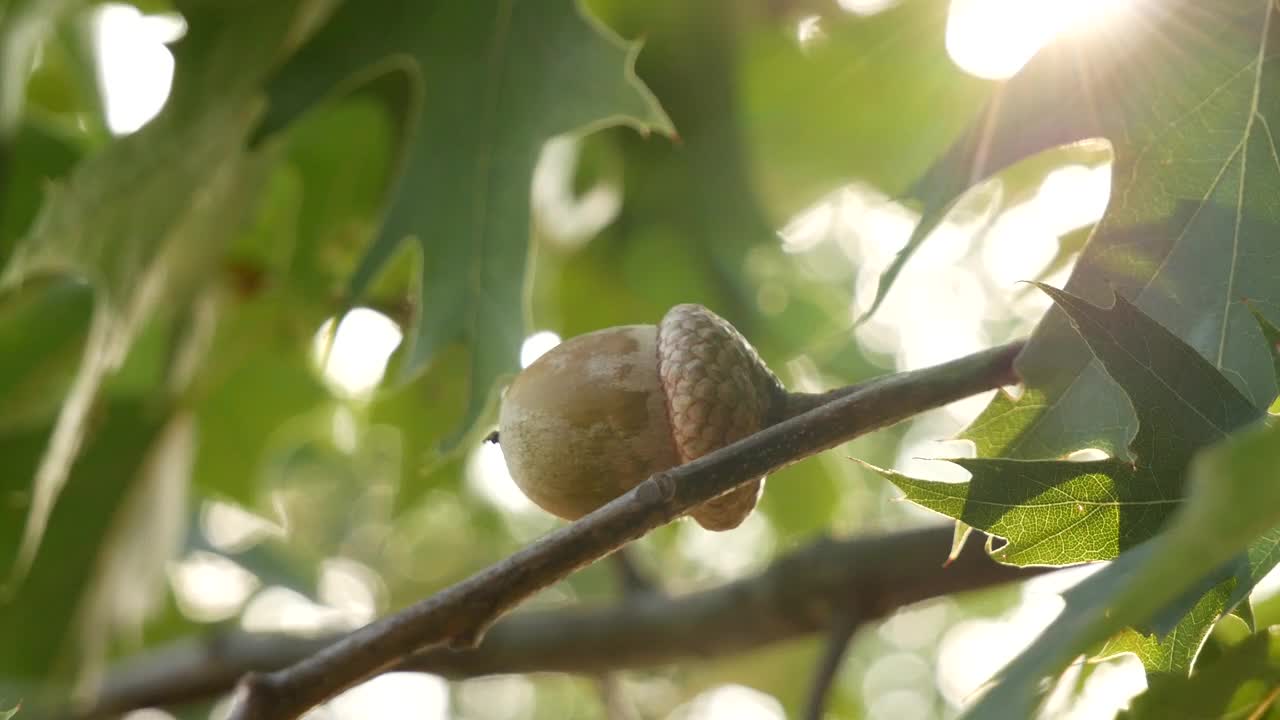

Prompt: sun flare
[{"left": 947, "top": 0, "right": 1134, "bottom": 79}]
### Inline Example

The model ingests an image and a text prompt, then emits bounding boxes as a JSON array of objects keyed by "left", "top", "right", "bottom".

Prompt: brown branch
[
  {"left": 610, "top": 548, "right": 660, "bottom": 597},
  {"left": 211, "top": 340, "right": 1024, "bottom": 719},
  {"left": 68, "top": 525, "right": 1041, "bottom": 719},
  {"left": 803, "top": 614, "right": 859, "bottom": 720}
]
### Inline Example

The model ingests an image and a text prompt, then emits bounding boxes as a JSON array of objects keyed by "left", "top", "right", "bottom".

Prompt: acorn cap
[{"left": 657, "top": 304, "right": 783, "bottom": 530}]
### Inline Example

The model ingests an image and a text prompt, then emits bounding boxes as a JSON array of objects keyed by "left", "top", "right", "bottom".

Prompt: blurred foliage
[
  {"left": 1121, "top": 628, "right": 1280, "bottom": 720},
  {"left": 965, "top": 417, "right": 1280, "bottom": 720},
  {"left": 1, "top": 0, "right": 1279, "bottom": 719}
]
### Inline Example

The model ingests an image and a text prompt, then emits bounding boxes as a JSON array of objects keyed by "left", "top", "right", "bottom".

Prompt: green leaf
[
  {"left": 961, "top": 416, "right": 1280, "bottom": 719},
  {"left": 0, "top": 0, "right": 81, "bottom": 139},
  {"left": 900, "top": 2, "right": 1280, "bottom": 461},
  {"left": 0, "top": 278, "right": 92, "bottom": 432},
  {"left": 739, "top": 0, "right": 987, "bottom": 216},
  {"left": 191, "top": 317, "right": 330, "bottom": 505},
  {"left": 1096, "top": 579, "right": 1235, "bottom": 679},
  {"left": 0, "top": 401, "right": 180, "bottom": 694},
  {"left": 0, "top": 423, "right": 58, "bottom": 579},
  {"left": 0, "top": 0, "right": 303, "bottom": 583},
  {"left": 277, "top": 94, "right": 401, "bottom": 314},
  {"left": 878, "top": 285, "right": 1264, "bottom": 566},
  {"left": 879, "top": 457, "right": 1152, "bottom": 565},
  {"left": 0, "top": 119, "right": 82, "bottom": 264},
  {"left": 1249, "top": 303, "right": 1280, "bottom": 389},
  {"left": 368, "top": 343, "right": 468, "bottom": 513},
  {"left": 1121, "top": 629, "right": 1280, "bottom": 720},
  {"left": 257, "top": 0, "right": 673, "bottom": 449}
]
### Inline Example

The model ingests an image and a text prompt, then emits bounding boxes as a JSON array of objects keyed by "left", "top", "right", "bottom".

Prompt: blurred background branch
[{"left": 67, "top": 525, "right": 1043, "bottom": 719}]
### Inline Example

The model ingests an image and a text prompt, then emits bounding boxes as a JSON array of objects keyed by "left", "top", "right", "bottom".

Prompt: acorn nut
[{"left": 497, "top": 304, "right": 784, "bottom": 531}]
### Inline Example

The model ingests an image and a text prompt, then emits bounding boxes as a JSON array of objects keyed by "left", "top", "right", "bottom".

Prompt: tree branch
[
  {"left": 70, "top": 525, "right": 1041, "bottom": 719},
  {"left": 803, "top": 614, "right": 859, "bottom": 720},
  {"left": 212, "top": 340, "right": 1024, "bottom": 719}
]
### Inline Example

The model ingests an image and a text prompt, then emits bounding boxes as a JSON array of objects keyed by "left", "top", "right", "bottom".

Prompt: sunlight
[
  {"left": 532, "top": 136, "right": 623, "bottom": 249},
  {"left": 879, "top": 598, "right": 955, "bottom": 650},
  {"left": 202, "top": 500, "right": 284, "bottom": 552},
  {"left": 468, "top": 441, "right": 558, "bottom": 541},
  {"left": 318, "top": 557, "right": 382, "bottom": 627},
  {"left": 169, "top": 550, "right": 258, "bottom": 622},
  {"left": 92, "top": 3, "right": 185, "bottom": 134},
  {"left": 122, "top": 711, "right": 176, "bottom": 720},
  {"left": 676, "top": 510, "right": 775, "bottom": 580},
  {"left": 313, "top": 308, "right": 404, "bottom": 399},
  {"left": 671, "top": 685, "right": 785, "bottom": 720},
  {"left": 469, "top": 441, "right": 537, "bottom": 514},
  {"left": 456, "top": 675, "right": 537, "bottom": 720},
  {"left": 796, "top": 15, "right": 824, "bottom": 49},
  {"left": 838, "top": 0, "right": 900, "bottom": 16},
  {"left": 936, "top": 595, "right": 1063, "bottom": 709},
  {"left": 323, "top": 673, "right": 449, "bottom": 720},
  {"left": 862, "top": 652, "right": 934, "bottom": 720},
  {"left": 241, "top": 586, "right": 356, "bottom": 635},
  {"left": 520, "top": 330, "right": 562, "bottom": 368},
  {"left": 947, "top": 0, "right": 1133, "bottom": 79}
]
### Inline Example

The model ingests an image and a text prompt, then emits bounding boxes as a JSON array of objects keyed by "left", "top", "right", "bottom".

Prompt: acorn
[{"left": 497, "top": 304, "right": 784, "bottom": 531}]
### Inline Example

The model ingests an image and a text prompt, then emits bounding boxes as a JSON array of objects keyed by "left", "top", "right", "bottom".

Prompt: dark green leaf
[{"left": 257, "top": 0, "right": 672, "bottom": 449}]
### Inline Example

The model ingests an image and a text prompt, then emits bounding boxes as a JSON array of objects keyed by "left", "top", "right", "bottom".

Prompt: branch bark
[
  {"left": 221, "top": 340, "right": 1022, "bottom": 719},
  {"left": 71, "top": 525, "right": 1041, "bottom": 719},
  {"left": 7, "top": 341, "right": 968, "bottom": 718}
]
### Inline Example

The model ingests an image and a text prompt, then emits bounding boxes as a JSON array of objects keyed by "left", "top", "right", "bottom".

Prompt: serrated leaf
[
  {"left": 881, "top": 286, "right": 1265, "bottom": 567},
  {"left": 878, "top": 457, "right": 1157, "bottom": 565},
  {"left": 1146, "top": 308, "right": 1280, "bottom": 638},
  {"left": 898, "top": 2, "right": 1280, "bottom": 465},
  {"left": 1096, "top": 580, "right": 1235, "bottom": 679},
  {"left": 0, "top": 0, "right": 303, "bottom": 583},
  {"left": 960, "top": 415, "right": 1280, "bottom": 719},
  {"left": 256, "top": 0, "right": 673, "bottom": 450},
  {"left": 1121, "top": 629, "right": 1280, "bottom": 720}
]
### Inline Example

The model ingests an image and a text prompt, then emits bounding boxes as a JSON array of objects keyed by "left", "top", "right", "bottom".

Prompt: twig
[
  {"left": 803, "top": 615, "right": 859, "bottom": 720},
  {"left": 213, "top": 340, "right": 1023, "bottom": 719},
  {"left": 611, "top": 548, "right": 660, "bottom": 598},
  {"left": 68, "top": 525, "right": 1040, "bottom": 719}
]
